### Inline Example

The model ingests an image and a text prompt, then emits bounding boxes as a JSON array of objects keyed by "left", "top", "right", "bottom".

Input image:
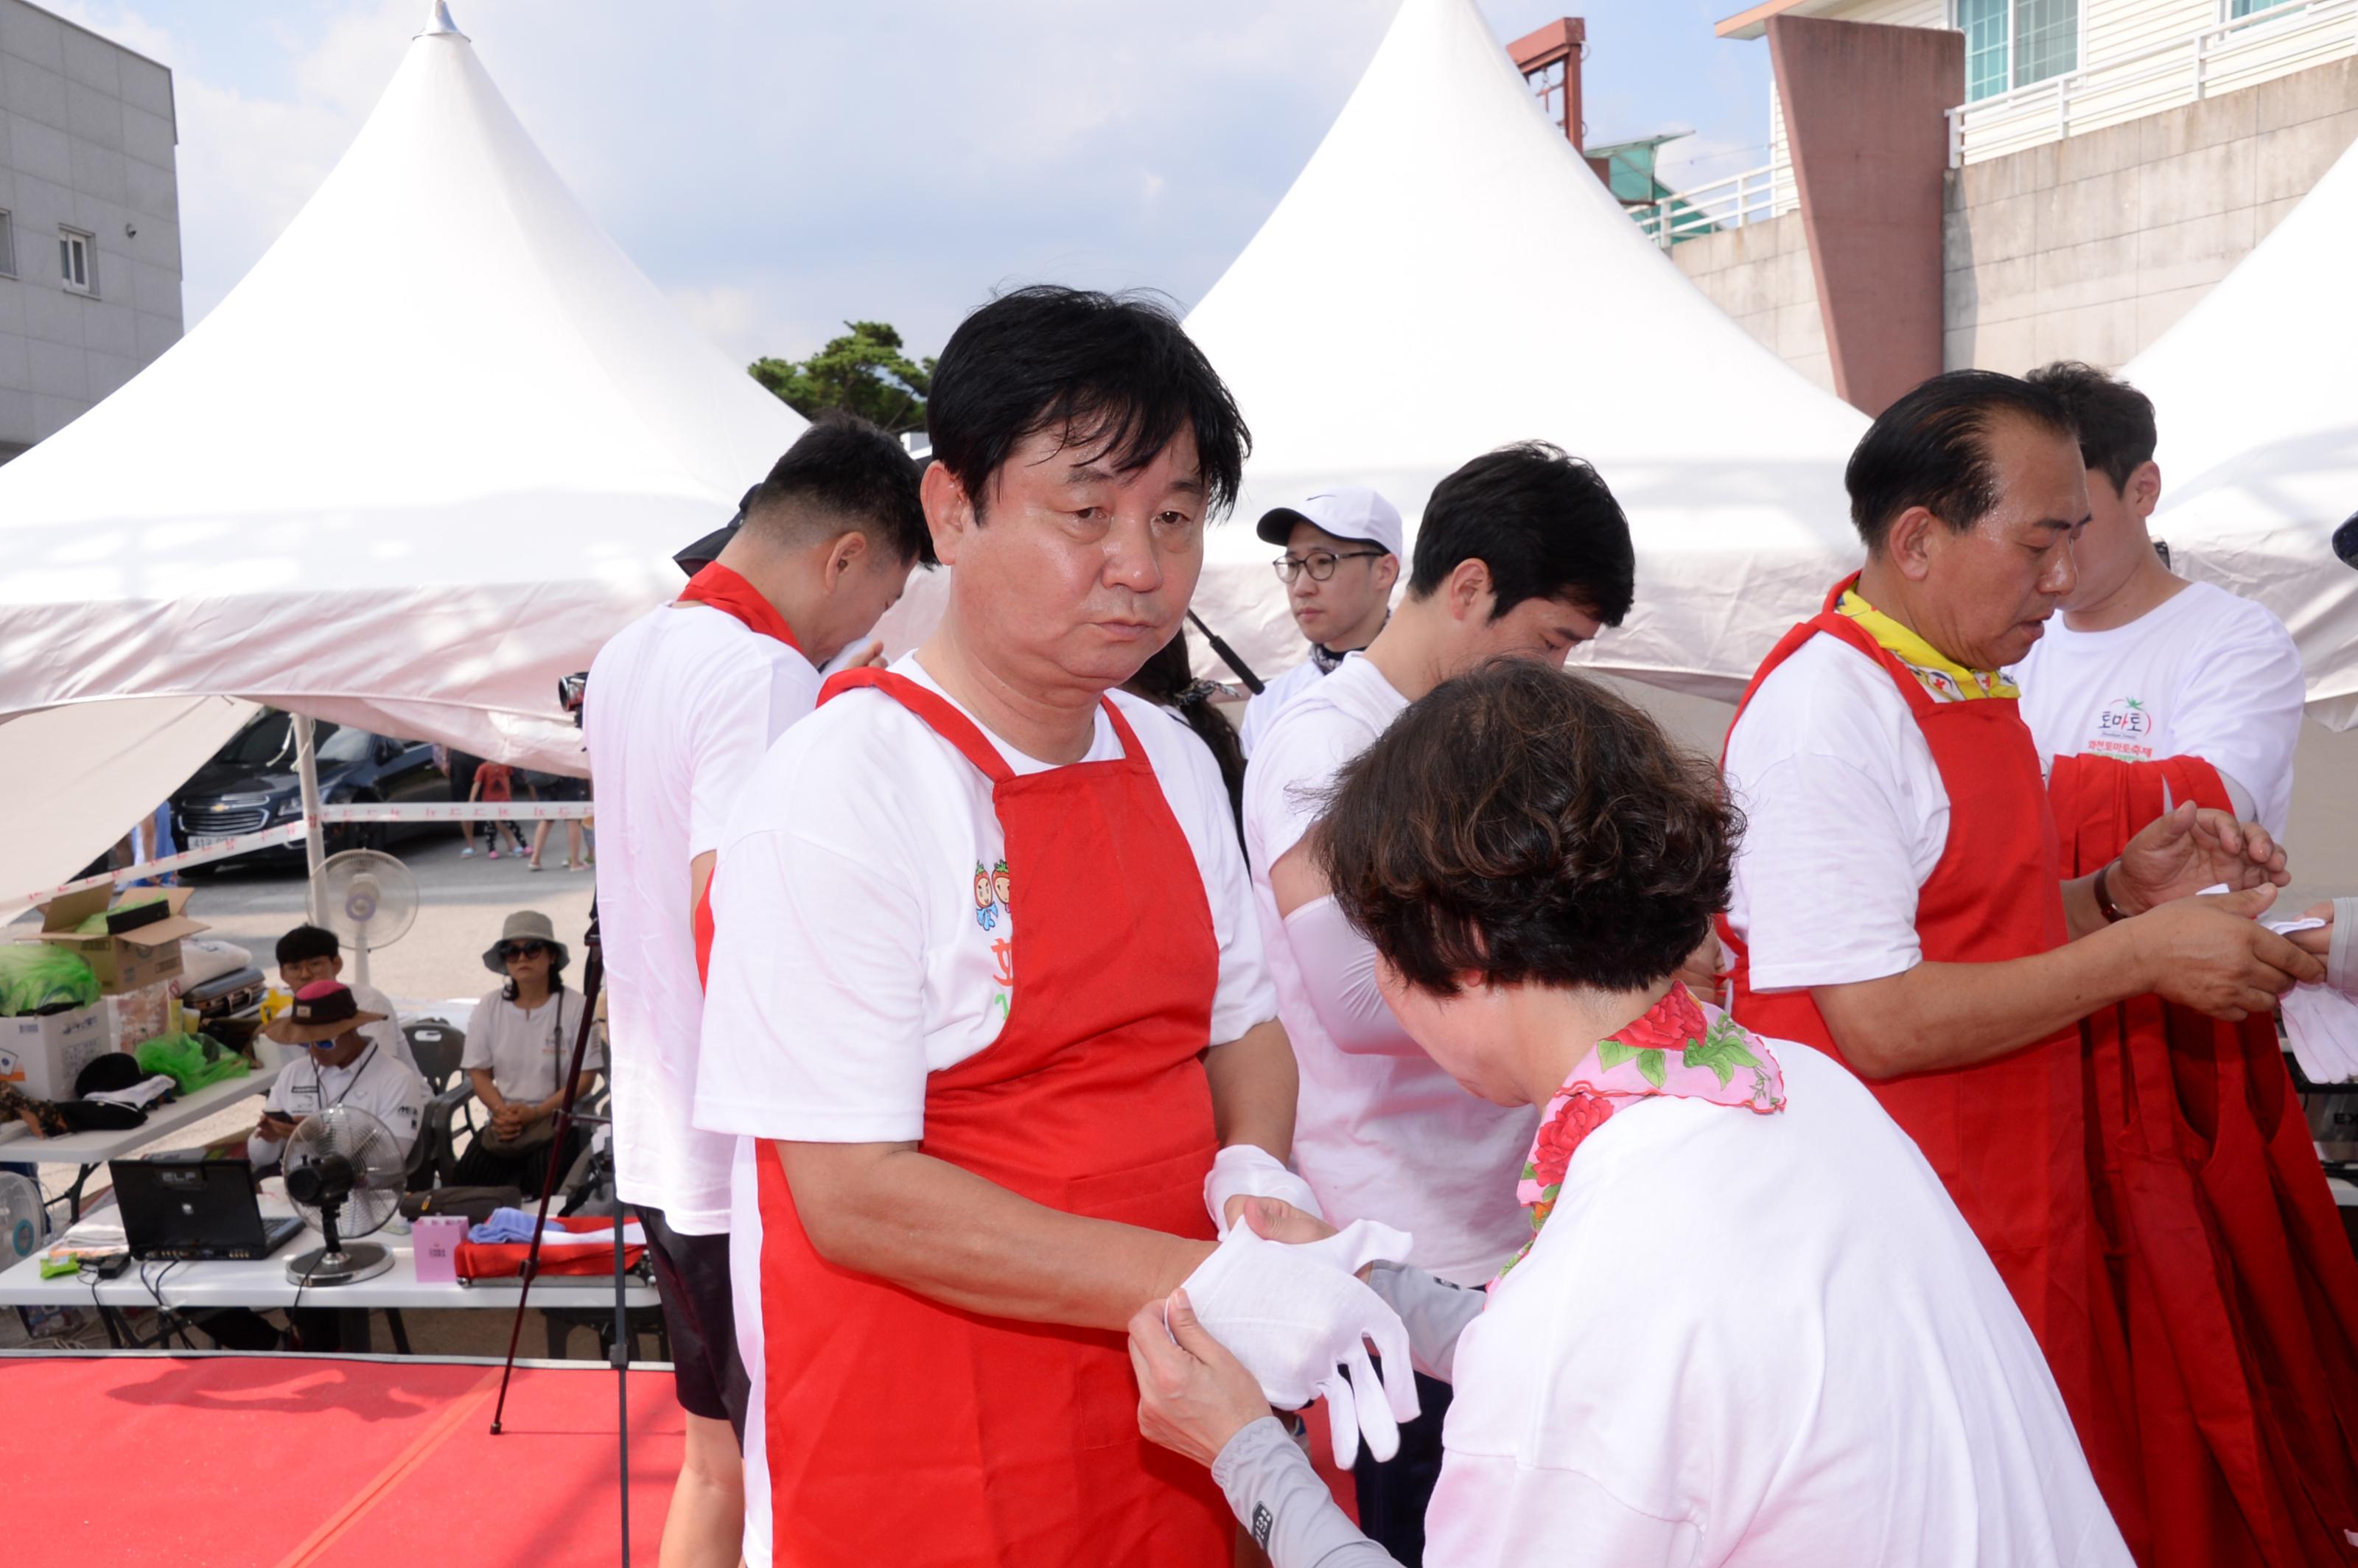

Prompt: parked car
[{"left": 172, "top": 710, "right": 447, "bottom": 864}]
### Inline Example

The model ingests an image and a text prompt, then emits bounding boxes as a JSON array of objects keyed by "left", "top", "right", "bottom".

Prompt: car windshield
[{"left": 217, "top": 714, "right": 374, "bottom": 769}]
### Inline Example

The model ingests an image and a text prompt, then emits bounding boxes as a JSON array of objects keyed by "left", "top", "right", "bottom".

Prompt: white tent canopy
[
  {"left": 1180, "top": 0, "right": 1869, "bottom": 699},
  {"left": 0, "top": 3, "right": 802, "bottom": 787},
  {"left": 2125, "top": 131, "right": 2358, "bottom": 729}
]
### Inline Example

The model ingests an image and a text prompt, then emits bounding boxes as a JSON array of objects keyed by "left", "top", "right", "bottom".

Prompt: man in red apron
[
  {"left": 2017, "top": 363, "right": 2358, "bottom": 1566},
  {"left": 1718, "top": 371, "right": 2324, "bottom": 1528},
  {"left": 694, "top": 287, "right": 1384, "bottom": 1567}
]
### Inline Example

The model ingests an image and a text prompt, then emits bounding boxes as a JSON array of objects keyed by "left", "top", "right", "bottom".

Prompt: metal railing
[
  {"left": 1947, "top": 0, "right": 2358, "bottom": 167},
  {"left": 1630, "top": 161, "right": 1784, "bottom": 248}
]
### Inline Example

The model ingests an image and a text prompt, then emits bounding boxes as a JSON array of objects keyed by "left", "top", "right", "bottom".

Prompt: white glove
[
  {"left": 1203, "top": 1144, "right": 1326, "bottom": 1236},
  {"left": 1178, "top": 1222, "right": 1421, "bottom": 1468}
]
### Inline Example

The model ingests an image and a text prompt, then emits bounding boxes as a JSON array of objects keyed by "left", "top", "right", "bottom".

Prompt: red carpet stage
[{"left": 7, "top": 1353, "right": 681, "bottom": 1567}]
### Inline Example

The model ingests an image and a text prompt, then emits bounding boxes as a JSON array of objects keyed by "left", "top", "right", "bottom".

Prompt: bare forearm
[
  {"left": 1206, "top": 1018, "right": 1295, "bottom": 1160},
  {"left": 468, "top": 1068, "right": 503, "bottom": 1110},
  {"left": 1815, "top": 923, "right": 2147, "bottom": 1077},
  {"left": 776, "top": 1141, "right": 1216, "bottom": 1332}
]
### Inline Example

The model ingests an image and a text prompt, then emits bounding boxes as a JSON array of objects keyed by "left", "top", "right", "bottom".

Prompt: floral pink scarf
[{"left": 1494, "top": 986, "right": 1787, "bottom": 1289}]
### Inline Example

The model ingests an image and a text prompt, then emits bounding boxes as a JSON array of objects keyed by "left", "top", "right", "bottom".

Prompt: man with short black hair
[
  {"left": 2015, "top": 362, "right": 2303, "bottom": 831},
  {"left": 584, "top": 411, "right": 931, "bottom": 1568},
  {"left": 1720, "top": 369, "right": 2322, "bottom": 1541},
  {"left": 1238, "top": 486, "right": 1402, "bottom": 757},
  {"left": 274, "top": 924, "right": 414, "bottom": 1072},
  {"left": 697, "top": 286, "right": 1394, "bottom": 1566},
  {"left": 2013, "top": 362, "right": 2358, "bottom": 1562},
  {"left": 1239, "top": 440, "right": 1634, "bottom": 1564}
]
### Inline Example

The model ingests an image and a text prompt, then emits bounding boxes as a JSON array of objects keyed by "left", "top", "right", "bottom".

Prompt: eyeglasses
[
  {"left": 497, "top": 941, "right": 548, "bottom": 962},
  {"left": 1273, "top": 549, "right": 1386, "bottom": 584}
]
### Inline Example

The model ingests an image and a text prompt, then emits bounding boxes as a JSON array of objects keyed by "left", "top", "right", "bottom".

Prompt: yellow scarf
[{"left": 1836, "top": 589, "right": 2018, "bottom": 702}]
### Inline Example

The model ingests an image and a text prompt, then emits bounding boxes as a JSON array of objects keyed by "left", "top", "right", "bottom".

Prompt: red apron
[
  {"left": 2051, "top": 751, "right": 2358, "bottom": 1566},
  {"left": 753, "top": 668, "right": 1231, "bottom": 1567},
  {"left": 1717, "top": 578, "right": 2099, "bottom": 1433}
]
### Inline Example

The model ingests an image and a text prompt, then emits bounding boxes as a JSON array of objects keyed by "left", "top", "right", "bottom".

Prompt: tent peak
[{"left": 417, "top": 1, "right": 467, "bottom": 40}]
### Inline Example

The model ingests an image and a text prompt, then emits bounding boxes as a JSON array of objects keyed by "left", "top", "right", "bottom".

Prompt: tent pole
[{"left": 294, "top": 715, "right": 327, "bottom": 919}]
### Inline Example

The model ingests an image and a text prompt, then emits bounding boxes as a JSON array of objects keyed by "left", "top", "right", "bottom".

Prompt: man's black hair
[
  {"left": 276, "top": 924, "right": 340, "bottom": 967},
  {"left": 926, "top": 285, "right": 1248, "bottom": 519},
  {"left": 2025, "top": 360, "right": 2158, "bottom": 496},
  {"left": 744, "top": 413, "right": 935, "bottom": 566},
  {"left": 1847, "top": 370, "right": 2079, "bottom": 552},
  {"left": 1406, "top": 442, "right": 1636, "bottom": 626}
]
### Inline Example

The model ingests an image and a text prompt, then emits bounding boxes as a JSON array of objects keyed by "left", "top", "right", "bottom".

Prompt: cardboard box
[
  {"left": 26, "top": 886, "right": 208, "bottom": 995},
  {"left": 0, "top": 1005, "right": 114, "bottom": 1100}
]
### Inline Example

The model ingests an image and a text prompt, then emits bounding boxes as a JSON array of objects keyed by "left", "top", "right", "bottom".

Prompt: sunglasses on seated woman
[{"left": 497, "top": 940, "right": 548, "bottom": 962}]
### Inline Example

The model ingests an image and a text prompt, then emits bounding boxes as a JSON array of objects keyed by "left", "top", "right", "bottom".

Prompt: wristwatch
[{"left": 2093, "top": 861, "right": 2129, "bottom": 924}]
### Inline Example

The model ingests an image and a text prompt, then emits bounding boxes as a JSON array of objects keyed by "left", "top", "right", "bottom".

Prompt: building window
[
  {"left": 59, "top": 228, "right": 94, "bottom": 294},
  {"left": 1958, "top": 0, "right": 2079, "bottom": 101},
  {"left": 0, "top": 210, "right": 16, "bottom": 279},
  {"left": 2229, "top": 0, "right": 2295, "bottom": 15}
]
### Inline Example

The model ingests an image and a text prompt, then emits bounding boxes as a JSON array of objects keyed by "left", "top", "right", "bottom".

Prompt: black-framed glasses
[
  {"left": 497, "top": 941, "right": 548, "bottom": 962},
  {"left": 1273, "top": 548, "right": 1386, "bottom": 584}
]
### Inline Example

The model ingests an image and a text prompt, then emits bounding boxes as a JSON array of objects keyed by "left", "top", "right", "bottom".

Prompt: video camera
[{"left": 557, "top": 671, "right": 589, "bottom": 729}]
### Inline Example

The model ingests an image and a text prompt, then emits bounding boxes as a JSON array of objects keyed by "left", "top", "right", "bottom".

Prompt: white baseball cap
[{"left": 1256, "top": 486, "right": 1404, "bottom": 558}]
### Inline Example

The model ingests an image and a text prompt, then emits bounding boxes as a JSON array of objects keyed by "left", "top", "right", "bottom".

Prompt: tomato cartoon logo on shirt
[
  {"left": 2096, "top": 696, "right": 2150, "bottom": 739},
  {"left": 973, "top": 861, "right": 1000, "bottom": 931},
  {"left": 992, "top": 859, "right": 1012, "bottom": 914},
  {"left": 2089, "top": 696, "right": 2157, "bottom": 760}
]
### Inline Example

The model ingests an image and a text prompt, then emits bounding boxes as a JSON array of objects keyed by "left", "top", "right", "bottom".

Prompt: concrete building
[
  {"left": 0, "top": 0, "right": 181, "bottom": 463},
  {"left": 1514, "top": 1, "right": 2358, "bottom": 411}
]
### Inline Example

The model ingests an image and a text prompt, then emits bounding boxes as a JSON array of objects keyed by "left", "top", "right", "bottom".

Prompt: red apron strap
[
  {"left": 821, "top": 668, "right": 1015, "bottom": 784},
  {"left": 1097, "top": 694, "right": 1150, "bottom": 763},
  {"left": 823, "top": 668, "right": 1144, "bottom": 780},
  {"left": 677, "top": 561, "right": 802, "bottom": 651}
]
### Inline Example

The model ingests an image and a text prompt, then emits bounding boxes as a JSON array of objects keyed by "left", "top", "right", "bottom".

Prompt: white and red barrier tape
[{"left": 11, "top": 801, "right": 596, "bottom": 909}]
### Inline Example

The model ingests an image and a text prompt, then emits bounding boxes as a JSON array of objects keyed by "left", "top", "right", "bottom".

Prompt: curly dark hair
[{"left": 1315, "top": 662, "right": 1740, "bottom": 996}]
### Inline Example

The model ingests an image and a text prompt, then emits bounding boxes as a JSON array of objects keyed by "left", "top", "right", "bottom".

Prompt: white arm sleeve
[{"left": 1281, "top": 897, "right": 1422, "bottom": 1058}]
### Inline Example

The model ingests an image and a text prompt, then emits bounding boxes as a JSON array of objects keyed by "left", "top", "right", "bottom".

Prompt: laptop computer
[{"left": 111, "top": 1152, "right": 304, "bottom": 1261}]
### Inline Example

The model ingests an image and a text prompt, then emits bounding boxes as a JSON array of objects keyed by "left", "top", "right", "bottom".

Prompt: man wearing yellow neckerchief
[{"left": 1716, "top": 371, "right": 2323, "bottom": 1558}]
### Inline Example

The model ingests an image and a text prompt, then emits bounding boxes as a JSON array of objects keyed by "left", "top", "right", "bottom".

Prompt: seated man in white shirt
[
  {"left": 1236, "top": 487, "right": 1402, "bottom": 758},
  {"left": 1133, "top": 662, "right": 2132, "bottom": 1568},
  {"left": 247, "top": 980, "right": 427, "bottom": 1169},
  {"left": 273, "top": 923, "right": 416, "bottom": 1072},
  {"left": 1240, "top": 440, "right": 1634, "bottom": 1564}
]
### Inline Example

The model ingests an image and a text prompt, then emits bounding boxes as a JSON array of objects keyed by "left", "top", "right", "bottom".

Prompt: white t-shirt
[
  {"left": 2012, "top": 580, "right": 2303, "bottom": 836},
  {"left": 587, "top": 598, "right": 820, "bottom": 1232},
  {"left": 249, "top": 1043, "right": 427, "bottom": 1163},
  {"left": 1243, "top": 654, "right": 1536, "bottom": 1286},
  {"left": 463, "top": 986, "right": 595, "bottom": 1105},
  {"left": 343, "top": 980, "right": 416, "bottom": 1074},
  {"left": 1426, "top": 1036, "right": 2128, "bottom": 1567},
  {"left": 1724, "top": 634, "right": 1953, "bottom": 992},
  {"left": 1236, "top": 654, "right": 1326, "bottom": 760},
  {"left": 696, "top": 654, "right": 1276, "bottom": 1146}
]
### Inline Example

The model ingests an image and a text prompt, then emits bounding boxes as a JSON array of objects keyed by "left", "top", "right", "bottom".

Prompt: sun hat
[
  {"left": 483, "top": 910, "right": 569, "bottom": 975},
  {"left": 262, "top": 980, "right": 388, "bottom": 1046}
]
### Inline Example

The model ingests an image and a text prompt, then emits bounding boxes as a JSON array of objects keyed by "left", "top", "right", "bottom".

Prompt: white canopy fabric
[
  {"left": 1180, "top": 0, "right": 1869, "bottom": 699},
  {"left": 0, "top": 4, "right": 803, "bottom": 771},
  {"left": 2125, "top": 130, "right": 2358, "bottom": 730},
  {"left": 0, "top": 696, "right": 256, "bottom": 914}
]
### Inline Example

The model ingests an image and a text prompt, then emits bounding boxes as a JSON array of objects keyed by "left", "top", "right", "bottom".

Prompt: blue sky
[{"left": 52, "top": 0, "right": 1771, "bottom": 363}]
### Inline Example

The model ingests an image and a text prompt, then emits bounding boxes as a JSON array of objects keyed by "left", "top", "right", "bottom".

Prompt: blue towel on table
[{"left": 468, "top": 1207, "right": 542, "bottom": 1245}]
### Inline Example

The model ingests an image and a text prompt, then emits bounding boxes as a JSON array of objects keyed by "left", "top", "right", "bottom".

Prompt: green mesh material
[
  {"left": 134, "top": 1032, "right": 251, "bottom": 1093},
  {"left": 0, "top": 946, "right": 101, "bottom": 1015},
  {"left": 70, "top": 889, "right": 168, "bottom": 936}
]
